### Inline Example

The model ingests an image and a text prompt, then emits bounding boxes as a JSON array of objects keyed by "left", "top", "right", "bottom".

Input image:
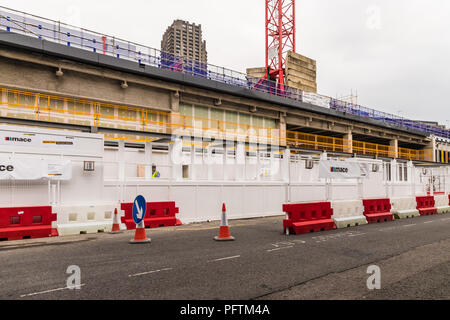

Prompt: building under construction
[{"left": 0, "top": 3, "right": 449, "bottom": 240}]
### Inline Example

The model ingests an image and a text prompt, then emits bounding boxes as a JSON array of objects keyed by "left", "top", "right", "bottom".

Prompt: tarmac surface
[{"left": 0, "top": 213, "right": 449, "bottom": 300}]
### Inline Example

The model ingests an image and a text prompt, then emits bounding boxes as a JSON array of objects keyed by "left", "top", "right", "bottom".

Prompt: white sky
[{"left": 1, "top": 0, "right": 449, "bottom": 126}]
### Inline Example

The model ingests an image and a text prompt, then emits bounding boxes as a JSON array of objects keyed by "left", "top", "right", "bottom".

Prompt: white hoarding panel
[
  {"left": 0, "top": 157, "right": 72, "bottom": 180},
  {"left": 319, "top": 160, "right": 368, "bottom": 179}
]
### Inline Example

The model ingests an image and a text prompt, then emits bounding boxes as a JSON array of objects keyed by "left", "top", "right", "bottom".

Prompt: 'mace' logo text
[
  {"left": 4, "top": 137, "right": 32, "bottom": 143},
  {"left": 330, "top": 166, "right": 349, "bottom": 173},
  {"left": 0, "top": 165, "right": 14, "bottom": 172}
]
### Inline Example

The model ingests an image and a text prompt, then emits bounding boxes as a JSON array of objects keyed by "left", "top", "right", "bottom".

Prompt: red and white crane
[{"left": 264, "top": 0, "right": 296, "bottom": 87}]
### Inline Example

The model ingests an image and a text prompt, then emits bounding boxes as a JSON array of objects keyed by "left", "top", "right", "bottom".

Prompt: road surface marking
[
  {"left": 208, "top": 255, "right": 241, "bottom": 262},
  {"left": 128, "top": 268, "right": 173, "bottom": 278},
  {"left": 348, "top": 233, "right": 366, "bottom": 237},
  {"left": 267, "top": 246, "right": 294, "bottom": 252},
  {"left": 20, "top": 284, "right": 85, "bottom": 298},
  {"left": 424, "top": 221, "right": 435, "bottom": 224},
  {"left": 378, "top": 227, "right": 398, "bottom": 232},
  {"left": 403, "top": 224, "right": 416, "bottom": 228},
  {"left": 440, "top": 218, "right": 450, "bottom": 221}
]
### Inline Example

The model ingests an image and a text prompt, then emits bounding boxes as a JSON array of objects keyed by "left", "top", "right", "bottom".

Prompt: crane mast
[{"left": 265, "top": 0, "right": 296, "bottom": 87}]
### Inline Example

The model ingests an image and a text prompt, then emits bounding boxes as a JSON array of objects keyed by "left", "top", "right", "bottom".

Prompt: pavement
[{"left": 0, "top": 213, "right": 450, "bottom": 300}]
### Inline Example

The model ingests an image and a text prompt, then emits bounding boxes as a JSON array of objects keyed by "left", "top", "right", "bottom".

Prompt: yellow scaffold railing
[{"left": 0, "top": 87, "right": 434, "bottom": 162}]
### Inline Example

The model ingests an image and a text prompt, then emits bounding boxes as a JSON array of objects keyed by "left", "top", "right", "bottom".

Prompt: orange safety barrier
[
  {"left": 1, "top": 87, "right": 434, "bottom": 162},
  {"left": 416, "top": 196, "right": 438, "bottom": 216},
  {"left": 0, "top": 206, "right": 58, "bottom": 241},
  {"left": 283, "top": 202, "right": 336, "bottom": 235},
  {"left": 120, "top": 201, "right": 182, "bottom": 230},
  {"left": 362, "top": 199, "right": 394, "bottom": 223}
]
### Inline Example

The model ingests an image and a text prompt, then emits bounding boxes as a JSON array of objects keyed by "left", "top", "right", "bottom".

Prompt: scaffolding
[
  {"left": 0, "top": 87, "right": 434, "bottom": 162},
  {"left": 0, "top": 6, "right": 448, "bottom": 140}
]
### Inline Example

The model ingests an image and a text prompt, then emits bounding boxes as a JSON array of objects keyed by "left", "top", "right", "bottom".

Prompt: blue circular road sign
[{"left": 132, "top": 195, "right": 147, "bottom": 225}]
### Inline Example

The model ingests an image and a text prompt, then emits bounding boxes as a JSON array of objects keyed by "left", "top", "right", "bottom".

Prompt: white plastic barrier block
[
  {"left": 331, "top": 200, "right": 368, "bottom": 228},
  {"left": 390, "top": 197, "right": 420, "bottom": 219},
  {"left": 54, "top": 204, "right": 124, "bottom": 236},
  {"left": 434, "top": 195, "right": 450, "bottom": 214}
]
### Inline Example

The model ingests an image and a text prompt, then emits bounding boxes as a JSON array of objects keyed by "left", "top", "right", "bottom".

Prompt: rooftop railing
[{"left": 0, "top": 5, "right": 448, "bottom": 140}]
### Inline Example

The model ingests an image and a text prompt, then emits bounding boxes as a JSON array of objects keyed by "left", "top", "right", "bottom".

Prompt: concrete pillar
[
  {"left": 1, "top": 89, "right": 6, "bottom": 117},
  {"left": 343, "top": 130, "right": 353, "bottom": 154},
  {"left": 170, "top": 91, "right": 180, "bottom": 112},
  {"left": 390, "top": 139, "right": 399, "bottom": 159},
  {"left": 169, "top": 112, "right": 182, "bottom": 136},
  {"left": 426, "top": 137, "right": 437, "bottom": 162}
]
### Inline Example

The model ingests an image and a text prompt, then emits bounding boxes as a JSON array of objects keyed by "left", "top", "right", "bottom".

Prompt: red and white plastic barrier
[
  {"left": 0, "top": 206, "right": 58, "bottom": 241},
  {"left": 362, "top": 199, "right": 395, "bottom": 223},
  {"left": 53, "top": 204, "right": 121, "bottom": 236},
  {"left": 120, "top": 201, "right": 182, "bottom": 230},
  {"left": 283, "top": 202, "right": 336, "bottom": 235},
  {"left": 331, "top": 200, "right": 368, "bottom": 228},
  {"left": 434, "top": 194, "right": 450, "bottom": 214},
  {"left": 416, "top": 196, "right": 438, "bottom": 216},
  {"left": 390, "top": 197, "right": 420, "bottom": 219}
]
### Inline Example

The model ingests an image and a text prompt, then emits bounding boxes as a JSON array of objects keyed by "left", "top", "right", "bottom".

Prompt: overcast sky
[{"left": 1, "top": 0, "right": 449, "bottom": 126}]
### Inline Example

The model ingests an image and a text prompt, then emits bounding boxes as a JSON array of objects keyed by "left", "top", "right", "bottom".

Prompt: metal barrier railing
[
  {"left": 0, "top": 87, "right": 433, "bottom": 162},
  {"left": 330, "top": 100, "right": 450, "bottom": 140},
  {"left": 0, "top": 6, "right": 448, "bottom": 140}
]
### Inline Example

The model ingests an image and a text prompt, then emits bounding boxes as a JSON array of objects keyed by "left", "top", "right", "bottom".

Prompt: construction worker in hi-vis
[{"left": 152, "top": 164, "right": 160, "bottom": 178}]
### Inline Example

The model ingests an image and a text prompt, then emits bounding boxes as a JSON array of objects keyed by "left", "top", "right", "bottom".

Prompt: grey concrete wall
[{"left": 0, "top": 56, "right": 171, "bottom": 111}]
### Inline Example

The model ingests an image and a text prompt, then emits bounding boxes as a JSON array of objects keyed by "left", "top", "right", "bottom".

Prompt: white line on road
[
  {"left": 378, "top": 227, "right": 398, "bottom": 232},
  {"left": 20, "top": 284, "right": 85, "bottom": 298},
  {"left": 403, "top": 224, "right": 417, "bottom": 228},
  {"left": 424, "top": 221, "right": 435, "bottom": 224},
  {"left": 267, "top": 246, "right": 294, "bottom": 252},
  {"left": 128, "top": 268, "right": 173, "bottom": 278},
  {"left": 208, "top": 255, "right": 241, "bottom": 262},
  {"left": 348, "top": 233, "right": 367, "bottom": 237},
  {"left": 440, "top": 218, "right": 450, "bottom": 221}
]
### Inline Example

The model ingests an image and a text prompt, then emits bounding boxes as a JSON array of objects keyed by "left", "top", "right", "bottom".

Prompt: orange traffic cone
[
  {"left": 109, "top": 208, "right": 123, "bottom": 234},
  {"left": 129, "top": 221, "right": 151, "bottom": 244},
  {"left": 214, "top": 203, "right": 235, "bottom": 241}
]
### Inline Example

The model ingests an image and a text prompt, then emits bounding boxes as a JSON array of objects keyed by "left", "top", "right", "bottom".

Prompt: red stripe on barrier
[
  {"left": 362, "top": 199, "right": 394, "bottom": 223},
  {"left": 282, "top": 202, "right": 336, "bottom": 235},
  {"left": 416, "top": 196, "right": 438, "bottom": 216},
  {"left": 120, "top": 202, "right": 182, "bottom": 230},
  {"left": 0, "top": 206, "right": 57, "bottom": 241}
]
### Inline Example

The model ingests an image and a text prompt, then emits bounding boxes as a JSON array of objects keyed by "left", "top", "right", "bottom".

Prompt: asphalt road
[{"left": 0, "top": 213, "right": 450, "bottom": 300}]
